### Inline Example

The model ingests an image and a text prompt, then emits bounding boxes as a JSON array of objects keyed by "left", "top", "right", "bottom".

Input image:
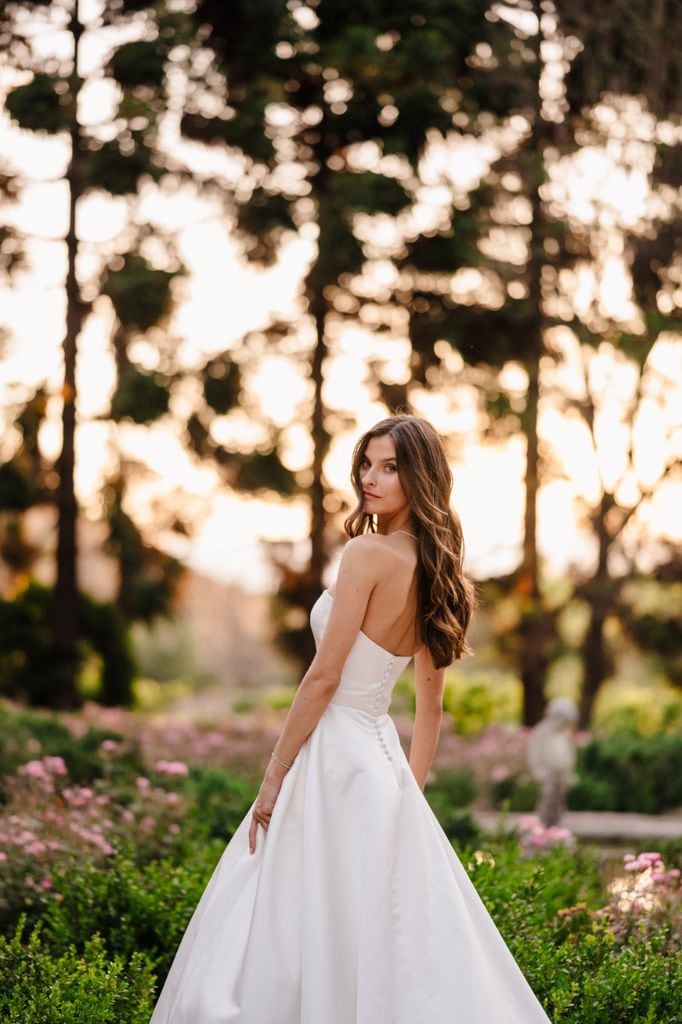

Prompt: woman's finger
[{"left": 248, "top": 814, "right": 258, "bottom": 854}]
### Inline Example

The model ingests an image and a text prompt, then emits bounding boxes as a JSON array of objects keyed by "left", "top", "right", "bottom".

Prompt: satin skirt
[{"left": 149, "top": 703, "right": 552, "bottom": 1023}]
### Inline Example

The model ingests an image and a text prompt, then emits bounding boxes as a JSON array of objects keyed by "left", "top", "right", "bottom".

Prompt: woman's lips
[{"left": 363, "top": 492, "right": 379, "bottom": 499}]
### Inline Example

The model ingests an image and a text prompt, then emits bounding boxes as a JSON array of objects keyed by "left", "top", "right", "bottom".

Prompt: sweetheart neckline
[{"left": 321, "top": 589, "right": 413, "bottom": 661}]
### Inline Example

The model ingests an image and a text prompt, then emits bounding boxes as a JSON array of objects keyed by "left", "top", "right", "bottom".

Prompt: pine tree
[{"left": 0, "top": 0, "right": 189, "bottom": 705}]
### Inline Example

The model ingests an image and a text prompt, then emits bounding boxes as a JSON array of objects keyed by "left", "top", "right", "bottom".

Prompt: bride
[{"left": 150, "top": 413, "right": 552, "bottom": 1023}]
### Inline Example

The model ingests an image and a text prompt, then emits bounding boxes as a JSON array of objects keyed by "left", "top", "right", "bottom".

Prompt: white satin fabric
[{"left": 149, "top": 589, "right": 552, "bottom": 1023}]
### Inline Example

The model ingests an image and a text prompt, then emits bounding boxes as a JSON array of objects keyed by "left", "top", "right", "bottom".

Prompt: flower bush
[
  {"left": 599, "top": 851, "right": 681, "bottom": 950},
  {"left": 0, "top": 699, "right": 681, "bottom": 1022},
  {"left": 0, "top": 750, "right": 191, "bottom": 933},
  {"left": 517, "top": 814, "right": 576, "bottom": 857}
]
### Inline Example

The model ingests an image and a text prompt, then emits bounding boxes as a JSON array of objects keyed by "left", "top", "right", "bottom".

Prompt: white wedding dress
[{"left": 149, "top": 589, "right": 552, "bottom": 1023}]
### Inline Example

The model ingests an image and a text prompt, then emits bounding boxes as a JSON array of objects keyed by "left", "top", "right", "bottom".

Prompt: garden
[
  {"left": 1, "top": 0, "right": 681, "bottom": 1019},
  {"left": 1, "top": 697, "right": 680, "bottom": 1023}
]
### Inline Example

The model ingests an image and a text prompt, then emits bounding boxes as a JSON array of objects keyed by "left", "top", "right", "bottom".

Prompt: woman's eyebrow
[{"left": 363, "top": 456, "right": 396, "bottom": 462}]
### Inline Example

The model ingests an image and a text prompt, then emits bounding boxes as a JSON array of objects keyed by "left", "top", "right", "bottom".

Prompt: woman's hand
[{"left": 248, "top": 762, "right": 287, "bottom": 854}]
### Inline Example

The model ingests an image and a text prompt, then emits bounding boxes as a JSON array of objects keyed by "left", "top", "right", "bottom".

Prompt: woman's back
[{"left": 327, "top": 534, "right": 422, "bottom": 657}]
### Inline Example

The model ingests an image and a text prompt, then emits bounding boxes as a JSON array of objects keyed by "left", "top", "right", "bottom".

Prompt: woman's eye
[{"left": 386, "top": 465, "right": 396, "bottom": 472}]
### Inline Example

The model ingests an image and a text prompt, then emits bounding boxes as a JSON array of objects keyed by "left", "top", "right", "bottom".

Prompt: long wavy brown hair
[{"left": 343, "top": 414, "right": 476, "bottom": 668}]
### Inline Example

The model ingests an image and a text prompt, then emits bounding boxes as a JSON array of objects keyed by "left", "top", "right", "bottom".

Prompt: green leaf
[
  {"left": 202, "top": 357, "right": 241, "bottom": 415},
  {"left": 0, "top": 460, "right": 41, "bottom": 511},
  {"left": 108, "top": 40, "right": 167, "bottom": 88},
  {"left": 233, "top": 450, "right": 297, "bottom": 495},
  {"left": 110, "top": 368, "right": 170, "bottom": 425},
  {"left": 5, "top": 74, "right": 67, "bottom": 134},
  {"left": 328, "top": 171, "right": 410, "bottom": 216},
  {"left": 83, "top": 140, "right": 162, "bottom": 196},
  {"left": 101, "top": 254, "right": 177, "bottom": 331}
]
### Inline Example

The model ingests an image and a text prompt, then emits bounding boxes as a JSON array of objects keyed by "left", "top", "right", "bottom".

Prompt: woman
[{"left": 150, "top": 413, "right": 552, "bottom": 1023}]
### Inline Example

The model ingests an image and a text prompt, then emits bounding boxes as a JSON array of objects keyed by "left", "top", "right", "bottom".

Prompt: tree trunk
[
  {"left": 52, "top": 0, "right": 86, "bottom": 708},
  {"left": 309, "top": 292, "right": 328, "bottom": 593},
  {"left": 517, "top": 2, "right": 551, "bottom": 725},
  {"left": 578, "top": 603, "right": 611, "bottom": 729},
  {"left": 577, "top": 493, "right": 616, "bottom": 728}
]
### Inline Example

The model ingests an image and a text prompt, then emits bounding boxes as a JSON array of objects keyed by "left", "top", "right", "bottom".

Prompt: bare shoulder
[
  {"left": 337, "top": 534, "right": 386, "bottom": 584},
  {"left": 340, "top": 534, "right": 399, "bottom": 576}
]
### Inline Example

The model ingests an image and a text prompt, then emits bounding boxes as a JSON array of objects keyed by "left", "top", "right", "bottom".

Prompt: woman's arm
[
  {"left": 408, "top": 644, "right": 445, "bottom": 791},
  {"left": 269, "top": 537, "right": 383, "bottom": 768},
  {"left": 249, "top": 536, "right": 384, "bottom": 851}
]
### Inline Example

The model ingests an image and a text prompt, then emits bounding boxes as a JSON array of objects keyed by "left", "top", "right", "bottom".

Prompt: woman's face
[{"left": 358, "top": 434, "right": 408, "bottom": 516}]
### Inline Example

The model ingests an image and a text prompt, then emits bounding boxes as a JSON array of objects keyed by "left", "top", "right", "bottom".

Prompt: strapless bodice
[{"left": 310, "top": 590, "right": 413, "bottom": 716}]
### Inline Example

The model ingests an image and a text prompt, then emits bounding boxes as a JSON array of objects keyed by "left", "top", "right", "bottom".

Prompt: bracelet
[{"left": 270, "top": 751, "right": 292, "bottom": 770}]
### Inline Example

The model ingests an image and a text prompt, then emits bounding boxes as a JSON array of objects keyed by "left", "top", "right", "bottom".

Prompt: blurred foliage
[
  {"left": 0, "top": 581, "right": 135, "bottom": 708},
  {"left": 109, "top": 369, "right": 171, "bottom": 424},
  {"left": 83, "top": 139, "right": 162, "bottom": 195},
  {"left": 0, "top": 459, "right": 41, "bottom": 511},
  {"left": 184, "top": 765, "right": 258, "bottom": 843},
  {"left": 202, "top": 357, "right": 241, "bottom": 415},
  {"left": 101, "top": 254, "right": 178, "bottom": 333},
  {"left": 108, "top": 39, "right": 167, "bottom": 88},
  {"left": 569, "top": 733, "right": 682, "bottom": 814},
  {"left": 492, "top": 773, "right": 539, "bottom": 813},
  {"left": 5, "top": 73, "right": 66, "bottom": 134},
  {"left": 102, "top": 472, "right": 183, "bottom": 623},
  {"left": 443, "top": 670, "right": 523, "bottom": 736},
  {"left": 593, "top": 680, "right": 682, "bottom": 738},
  {"left": 0, "top": 703, "right": 143, "bottom": 789}
]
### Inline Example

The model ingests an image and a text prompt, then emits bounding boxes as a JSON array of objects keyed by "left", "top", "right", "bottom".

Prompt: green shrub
[
  {"left": 569, "top": 732, "right": 682, "bottom": 814},
  {"left": 426, "top": 767, "right": 478, "bottom": 809},
  {"left": 437, "top": 807, "right": 481, "bottom": 845},
  {"left": 463, "top": 842, "right": 681, "bottom": 1023},
  {"left": 425, "top": 768, "right": 481, "bottom": 843},
  {"left": 492, "top": 772, "right": 539, "bottom": 811},
  {"left": 593, "top": 680, "right": 682, "bottom": 737},
  {"left": 0, "top": 917, "right": 155, "bottom": 1024},
  {"left": 443, "top": 671, "right": 522, "bottom": 736},
  {"left": 185, "top": 764, "right": 257, "bottom": 842},
  {"left": 566, "top": 775, "right": 619, "bottom": 812},
  {"left": 263, "top": 685, "right": 295, "bottom": 710},
  {"left": 0, "top": 581, "right": 135, "bottom": 707},
  {"left": 0, "top": 702, "right": 145, "bottom": 794},
  {"left": 41, "top": 842, "right": 224, "bottom": 978}
]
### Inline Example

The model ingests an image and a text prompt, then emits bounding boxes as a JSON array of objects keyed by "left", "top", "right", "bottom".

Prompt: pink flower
[
  {"left": 25, "top": 841, "right": 48, "bottom": 856},
  {"left": 19, "top": 755, "right": 67, "bottom": 784},
  {"left": 63, "top": 786, "right": 93, "bottom": 807},
  {"left": 519, "top": 814, "right": 541, "bottom": 831},
  {"left": 99, "top": 739, "right": 121, "bottom": 754},
  {"left": 19, "top": 760, "right": 49, "bottom": 781},
  {"left": 0, "top": 851, "right": 7, "bottom": 862},
  {"left": 136, "top": 777, "right": 151, "bottom": 791},
  {"left": 43, "top": 756, "right": 67, "bottom": 776},
  {"left": 153, "top": 759, "right": 189, "bottom": 777}
]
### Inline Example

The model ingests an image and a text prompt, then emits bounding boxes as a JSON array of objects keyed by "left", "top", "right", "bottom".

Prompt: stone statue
[{"left": 527, "top": 697, "right": 578, "bottom": 827}]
